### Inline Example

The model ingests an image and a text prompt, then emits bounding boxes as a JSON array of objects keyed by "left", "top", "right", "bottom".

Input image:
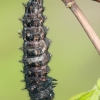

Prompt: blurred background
[{"left": 0, "top": 0, "right": 100, "bottom": 100}]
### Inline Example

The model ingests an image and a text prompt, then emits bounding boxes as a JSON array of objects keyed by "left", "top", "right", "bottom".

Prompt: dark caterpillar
[{"left": 19, "top": 0, "right": 57, "bottom": 100}]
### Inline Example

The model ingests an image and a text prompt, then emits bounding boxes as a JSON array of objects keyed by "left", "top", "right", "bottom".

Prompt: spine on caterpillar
[{"left": 19, "top": 0, "right": 57, "bottom": 100}]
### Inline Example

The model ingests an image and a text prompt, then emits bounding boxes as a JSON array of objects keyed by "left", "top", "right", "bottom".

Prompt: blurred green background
[{"left": 0, "top": 0, "right": 100, "bottom": 100}]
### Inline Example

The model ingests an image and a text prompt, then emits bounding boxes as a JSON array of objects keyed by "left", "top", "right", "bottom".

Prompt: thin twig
[
  {"left": 92, "top": 0, "right": 100, "bottom": 3},
  {"left": 62, "top": 0, "right": 100, "bottom": 55}
]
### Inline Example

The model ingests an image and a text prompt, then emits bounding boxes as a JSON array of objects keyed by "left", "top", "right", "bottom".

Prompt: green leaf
[
  {"left": 78, "top": 90, "right": 95, "bottom": 100},
  {"left": 69, "top": 90, "right": 95, "bottom": 100},
  {"left": 69, "top": 78, "right": 100, "bottom": 100},
  {"left": 68, "top": 92, "right": 86, "bottom": 100},
  {"left": 96, "top": 78, "right": 100, "bottom": 90},
  {"left": 90, "top": 89, "right": 100, "bottom": 100}
]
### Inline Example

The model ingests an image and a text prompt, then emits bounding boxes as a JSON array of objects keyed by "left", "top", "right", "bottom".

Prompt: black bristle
[
  {"left": 19, "top": 60, "right": 23, "bottom": 63},
  {"left": 19, "top": 47, "right": 23, "bottom": 51}
]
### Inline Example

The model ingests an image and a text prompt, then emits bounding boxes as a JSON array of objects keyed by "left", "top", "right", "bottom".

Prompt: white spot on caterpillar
[
  {"left": 50, "top": 94, "right": 52, "bottom": 96},
  {"left": 27, "top": 54, "right": 44, "bottom": 63}
]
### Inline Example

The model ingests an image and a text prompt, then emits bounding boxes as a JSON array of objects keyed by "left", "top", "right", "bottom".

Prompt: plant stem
[{"left": 62, "top": 0, "right": 100, "bottom": 55}]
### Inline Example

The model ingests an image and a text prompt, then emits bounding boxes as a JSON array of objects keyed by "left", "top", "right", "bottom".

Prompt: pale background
[{"left": 0, "top": 0, "right": 100, "bottom": 100}]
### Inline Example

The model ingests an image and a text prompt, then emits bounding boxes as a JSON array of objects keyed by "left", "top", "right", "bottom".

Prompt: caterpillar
[{"left": 18, "top": 0, "right": 57, "bottom": 100}]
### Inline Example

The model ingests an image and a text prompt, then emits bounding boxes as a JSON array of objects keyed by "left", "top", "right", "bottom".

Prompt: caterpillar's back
[{"left": 19, "top": 0, "right": 57, "bottom": 100}]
